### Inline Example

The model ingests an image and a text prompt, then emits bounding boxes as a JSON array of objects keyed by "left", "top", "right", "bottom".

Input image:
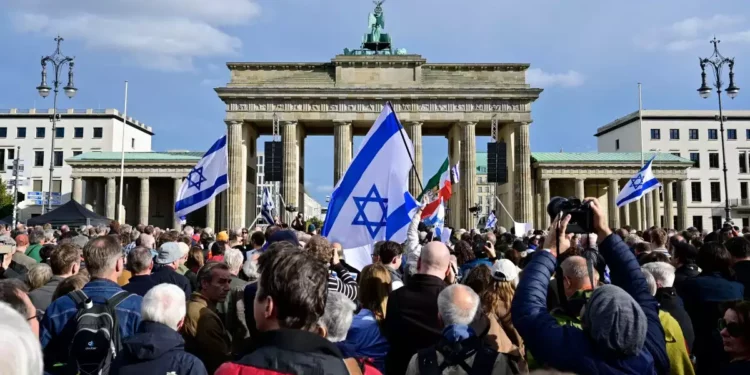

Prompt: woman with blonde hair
[
  {"left": 482, "top": 259, "right": 525, "bottom": 359},
  {"left": 343, "top": 263, "right": 391, "bottom": 373}
]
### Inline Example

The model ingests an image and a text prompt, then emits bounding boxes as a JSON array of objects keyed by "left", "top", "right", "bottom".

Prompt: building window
[
  {"left": 671, "top": 152, "right": 680, "bottom": 157},
  {"left": 741, "top": 182, "right": 748, "bottom": 200},
  {"left": 93, "top": 127, "right": 103, "bottom": 138},
  {"left": 53, "top": 151, "right": 63, "bottom": 167},
  {"left": 712, "top": 216, "right": 723, "bottom": 230},
  {"left": 32, "top": 180, "right": 43, "bottom": 191},
  {"left": 34, "top": 151, "right": 44, "bottom": 167},
  {"left": 55, "top": 127, "right": 64, "bottom": 138},
  {"left": 691, "top": 182, "right": 702, "bottom": 202},
  {"left": 650, "top": 129, "right": 661, "bottom": 140},
  {"left": 709, "top": 129, "right": 718, "bottom": 140},
  {"left": 72, "top": 150, "right": 82, "bottom": 157},
  {"left": 52, "top": 180, "right": 62, "bottom": 193},
  {"left": 741, "top": 152, "right": 748, "bottom": 174},
  {"left": 36, "top": 127, "right": 45, "bottom": 138},
  {"left": 744, "top": 218, "right": 750, "bottom": 228},
  {"left": 672, "top": 181, "right": 678, "bottom": 200},
  {"left": 747, "top": 129, "right": 750, "bottom": 140},
  {"left": 670, "top": 129, "right": 680, "bottom": 140},
  {"left": 0, "top": 128, "right": 6, "bottom": 138},
  {"left": 690, "top": 152, "right": 700, "bottom": 168},
  {"left": 17, "top": 127, "right": 26, "bottom": 138},
  {"left": 689, "top": 129, "right": 699, "bottom": 140},
  {"left": 711, "top": 181, "right": 721, "bottom": 202},
  {"left": 74, "top": 127, "right": 84, "bottom": 138},
  {"left": 131, "top": 138, "right": 135, "bottom": 148},
  {"left": 693, "top": 216, "right": 703, "bottom": 231},
  {"left": 728, "top": 129, "right": 737, "bottom": 140},
  {"left": 615, "top": 139, "right": 620, "bottom": 150},
  {"left": 7, "top": 148, "right": 14, "bottom": 160},
  {"left": 709, "top": 152, "right": 720, "bottom": 168}
]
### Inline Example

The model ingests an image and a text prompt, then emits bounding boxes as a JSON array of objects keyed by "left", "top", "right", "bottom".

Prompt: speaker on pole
[
  {"left": 487, "top": 142, "right": 508, "bottom": 184},
  {"left": 264, "top": 141, "right": 283, "bottom": 182}
]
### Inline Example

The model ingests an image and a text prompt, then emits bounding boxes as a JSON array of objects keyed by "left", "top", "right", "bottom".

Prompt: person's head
[
  {"left": 641, "top": 261, "right": 676, "bottom": 290},
  {"left": 304, "top": 235, "right": 333, "bottom": 264},
  {"left": 126, "top": 246, "right": 154, "bottom": 276},
  {"left": 136, "top": 233, "right": 155, "bottom": 249},
  {"left": 26, "top": 264, "right": 53, "bottom": 290},
  {"left": 484, "top": 232, "right": 497, "bottom": 246},
  {"left": 52, "top": 273, "right": 89, "bottom": 301},
  {"left": 155, "top": 242, "right": 183, "bottom": 269},
  {"left": 625, "top": 234, "right": 641, "bottom": 249},
  {"left": 255, "top": 243, "right": 327, "bottom": 333},
  {"left": 437, "top": 284, "right": 479, "bottom": 328},
  {"left": 725, "top": 237, "right": 750, "bottom": 263},
  {"left": 560, "top": 256, "right": 598, "bottom": 298},
  {"left": 250, "top": 231, "right": 265, "bottom": 249},
  {"left": 641, "top": 268, "right": 658, "bottom": 296},
  {"left": 223, "top": 248, "right": 244, "bottom": 276},
  {"left": 228, "top": 229, "right": 241, "bottom": 246},
  {"left": 616, "top": 228, "right": 629, "bottom": 240},
  {"left": 142, "top": 284, "right": 187, "bottom": 331},
  {"left": 43, "top": 229, "right": 55, "bottom": 244},
  {"left": 48, "top": 243, "right": 81, "bottom": 277},
  {"left": 453, "top": 240, "right": 475, "bottom": 266},
  {"left": 0, "top": 279, "right": 38, "bottom": 336},
  {"left": 182, "top": 225, "right": 194, "bottom": 238},
  {"left": 185, "top": 246, "right": 204, "bottom": 271},
  {"left": 83, "top": 235, "right": 124, "bottom": 281},
  {"left": 0, "top": 301, "right": 43, "bottom": 375},
  {"left": 582, "top": 284, "right": 647, "bottom": 356},
  {"left": 720, "top": 301, "right": 750, "bottom": 360},
  {"left": 358, "top": 264, "right": 391, "bottom": 323},
  {"left": 633, "top": 242, "right": 650, "bottom": 256},
  {"left": 29, "top": 229, "right": 45, "bottom": 246},
  {"left": 378, "top": 241, "right": 403, "bottom": 270},
  {"left": 318, "top": 291, "right": 356, "bottom": 342},
  {"left": 697, "top": 242, "right": 734, "bottom": 279},
  {"left": 210, "top": 241, "right": 227, "bottom": 256},
  {"left": 463, "top": 264, "right": 493, "bottom": 296},
  {"left": 639, "top": 251, "right": 669, "bottom": 265},
  {"left": 15, "top": 234, "right": 29, "bottom": 249},
  {"left": 156, "top": 230, "right": 180, "bottom": 249},
  {"left": 197, "top": 262, "right": 232, "bottom": 304},
  {"left": 417, "top": 241, "right": 451, "bottom": 279},
  {"left": 672, "top": 241, "right": 698, "bottom": 267},
  {"left": 650, "top": 228, "right": 667, "bottom": 248}
]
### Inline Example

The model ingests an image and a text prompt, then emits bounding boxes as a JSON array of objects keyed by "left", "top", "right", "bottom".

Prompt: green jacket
[{"left": 25, "top": 244, "right": 43, "bottom": 263}]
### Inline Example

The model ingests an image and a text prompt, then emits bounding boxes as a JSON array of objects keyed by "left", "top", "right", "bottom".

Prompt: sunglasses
[{"left": 718, "top": 318, "right": 744, "bottom": 338}]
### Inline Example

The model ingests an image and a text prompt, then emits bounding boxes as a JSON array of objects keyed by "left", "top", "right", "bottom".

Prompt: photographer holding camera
[{"left": 510, "top": 197, "right": 669, "bottom": 374}]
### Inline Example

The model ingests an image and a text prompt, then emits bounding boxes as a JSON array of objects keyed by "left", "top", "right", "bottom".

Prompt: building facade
[
  {"left": 596, "top": 110, "right": 750, "bottom": 230},
  {"left": 1, "top": 108, "right": 153, "bottom": 222}
]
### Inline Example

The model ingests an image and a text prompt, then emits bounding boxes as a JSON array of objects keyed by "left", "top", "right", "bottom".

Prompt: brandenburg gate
[{"left": 216, "top": 2, "right": 542, "bottom": 231}]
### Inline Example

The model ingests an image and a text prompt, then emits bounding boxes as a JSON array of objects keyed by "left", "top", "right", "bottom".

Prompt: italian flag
[{"left": 419, "top": 158, "right": 453, "bottom": 219}]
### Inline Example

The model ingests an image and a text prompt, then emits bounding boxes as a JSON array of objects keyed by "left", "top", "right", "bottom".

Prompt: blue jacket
[
  {"left": 122, "top": 275, "right": 158, "bottom": 297},
  {"left": 41, "top": 278, "right": 143, "bottom": 370},
  {"left": 511, "top": 235, "right": 670, "bottom": 375},
  {"left": 345, "top": 309, "right": 389, "bottom": 373},
  {"left": 459, "top": 258, "right": 493, "bottom": 280},
  {"left": 111, "top": 321, "right": 208, "bottom": 375}
]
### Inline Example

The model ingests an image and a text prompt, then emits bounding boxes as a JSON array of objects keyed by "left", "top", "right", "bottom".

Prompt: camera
[{"left": 547, "top": 196, "right": 594, "bottom": 234}]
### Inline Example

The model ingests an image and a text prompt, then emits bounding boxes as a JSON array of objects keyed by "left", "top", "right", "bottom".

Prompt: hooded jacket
[{"left": 111, "top": 321, "right": 208, "bottom": 375}]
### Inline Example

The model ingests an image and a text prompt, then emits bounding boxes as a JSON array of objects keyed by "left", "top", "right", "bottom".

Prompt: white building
[
  {"left": 596, "top": 109, "right": 750, "bottom": 230},
  {"left": 255, "top": 153, "right": 323, "bottom": 223},
  {"left": 1, "top": 108, "right": 153, "bottom": 221}
]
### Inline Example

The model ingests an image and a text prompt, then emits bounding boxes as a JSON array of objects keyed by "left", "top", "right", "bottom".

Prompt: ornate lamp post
[
  {"left": 36, "top": 36, "right": 77, "bottom": 214},
  {"left": 698, "top": 37, "right": 740, "bottom": 224}
]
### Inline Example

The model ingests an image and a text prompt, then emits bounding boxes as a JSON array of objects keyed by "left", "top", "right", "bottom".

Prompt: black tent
[{"left": 27, "top": 200, "right": 112, "bottom": 227}]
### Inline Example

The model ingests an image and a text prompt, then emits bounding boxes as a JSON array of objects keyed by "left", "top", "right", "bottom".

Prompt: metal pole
[
  {"left": 638, "top": 83, "right": 646, "bottom": 231},
  {"left": 117, "top": 81, "right": 129, "bottom": 223},
  {"left": 11, "top": 147, "right": 20, "bottom": 228},
  {"left": 717, "top": 89, "right": 731, "bottom": 222},
  {"left": 46, "top": 87, "right": 59, "bottom": 214}
]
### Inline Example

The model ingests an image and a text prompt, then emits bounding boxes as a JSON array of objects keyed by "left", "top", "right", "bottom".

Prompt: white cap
[{"left": 491, "top": 259, "right": 519, "bottom": 283}]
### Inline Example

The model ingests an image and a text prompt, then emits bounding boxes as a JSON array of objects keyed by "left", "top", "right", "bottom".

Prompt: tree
[
  {"left": 0, "top": 179, "right": 14, "bottom": 219},
  {"left": 306, "top": 217, "right": 324, "bottom": 232}
]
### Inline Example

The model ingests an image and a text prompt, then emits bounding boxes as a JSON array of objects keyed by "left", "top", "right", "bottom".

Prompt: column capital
[
  {"left": 333, "top": 120, "right": 351, "bottom": 127},
  {"left": 140, "top": 176, "right": 149, "bottom": 181},
  {"left": 541, "top": 177, "right": 551, "bottom": 182},
  {"left": 405, "top": 121, "right": 423, "bottom": 127},
  {"left": 515, "top": 121, "right": 533, "bottom": 127},
  {"left": 458, "top": 121, "right": 477, "bottom": 127},
  {"left": 225, "top": 120, "right": 243, "bottom": 127},
  {"left": 575, "top": 177, "right": 587, "bottom": 181},
  {"left": 283, "top": 120, "right": 298, "bottom": 126}
]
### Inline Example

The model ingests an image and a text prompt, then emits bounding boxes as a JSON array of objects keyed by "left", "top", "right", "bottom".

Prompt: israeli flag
[
  {"left": 616, "top": 155, "right": 661, "bottom": 207},
  {"left": 485, "top": 211, "right": 497, "bottom": 229},
  {"left": 261, "top": 187, "right": 275, "bottom": 224},
  {"left": 174, "top": 136, "right": 229, "bottom": 217},
  {"left": 424, "top": 198, "right": 445, "bottom": 239},
  {"left": 322, "top": 103, "right": 420, "bottom": 251}
]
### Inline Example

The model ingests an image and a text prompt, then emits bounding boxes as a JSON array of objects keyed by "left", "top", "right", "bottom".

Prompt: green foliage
[
  {"left": 306, "top": 217, "right": 324, "bottom": 231},
  {"left": 0, "top": 179, "right": 14, "bottom": 219}
]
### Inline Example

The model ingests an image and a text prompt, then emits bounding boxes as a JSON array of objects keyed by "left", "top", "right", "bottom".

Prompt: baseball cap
[
  {"left": 491, "top": 259, "right": 519, "bottom": 283},
  {"left": 216, "top": 231, "right": 229, "bottom": 242},
  {"left": 155, "top": 242, "right": 183, "bottom": 264}
]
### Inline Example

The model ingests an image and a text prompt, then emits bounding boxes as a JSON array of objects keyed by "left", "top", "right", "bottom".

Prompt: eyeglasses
[
  {"left": 718, "top": 318, "right": 744, "bottom": 337},
  {"left": 242, "top": 231, "right": 248, "bottom": 234},
  {"left": 27, "top": 315, "right": 38, "bottom": 322}
]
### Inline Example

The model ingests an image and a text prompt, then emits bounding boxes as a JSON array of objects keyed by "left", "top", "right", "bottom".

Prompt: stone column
[
  {"left": 405, "top": 121, "right": 423, "bottom": 197},
  {"left": 226, "top": 120, "right": 245, "bottom": 229},
  {"left": 282, "top": 121, "right": 299, "bottom": 224},
  {"left": 514, "top": 122, "right": 533, "bottom": 224},
  {"left": 575, "top": 178, "right": 586, "bottom": 200},
  {"left": 105, "top": 177, "right": 116, "bottom": 219},
  {"left": 621, "top": 184, "right": 631, "bottom": 227},
  {"left": 677, "top": 179, "right": 689, "bottom": 230},
  {"left": 297, "top": 125, "right": 306, "bottom": 218},
  {"left": 447, "top": 126, "right": 462, "bottom": 229},
  {"left": 460, "top": 122, "right": 477, "bottom": 229},
  {"left": 664, "top": 180, "right": 675, "bottom": 229},
  {"left": 333, "top": 120, "right": 353, "bottom": 186},
  {"left": 652, "top": 190, "right": 661, "bottom": 227},
  {"left": 206, "top": 198, "right": 216, "bottom": 230},
  {"left": 540, "top": 179, "right": 551, "bottom": 229},
  {"left": 245, "top": 124, "right": 258, "bottom": 225},
  {"left": 645, "top": 191, "right": 654, "bottom": 228},
  {"left": 139, "top": 177, "right": 149, "bottom": 225},
  {"left": 72, "top": 177, "right": 83, "bottom": 203},
  {"left": 173, "top": 178, "right": 182, "bottom": 229},
  {"left": 609, "top": 179, "right": 620, "bottom": 229},
  {"left": 634, "top": 196, "right": 643, "bottom": 231}
]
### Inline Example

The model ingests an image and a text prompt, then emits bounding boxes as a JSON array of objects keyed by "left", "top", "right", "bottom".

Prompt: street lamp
[
  {"left": 36, "top": 36, "right": 77, "bottom": 214},
  {"left": 698, "top": 37, "right": 740, "bottom": 224}
]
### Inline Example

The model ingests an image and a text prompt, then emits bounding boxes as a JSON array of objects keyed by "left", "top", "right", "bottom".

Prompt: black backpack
[
  {"left": 66, "top": 290, "right": 132, "bottom": 375},
  {"left": 417, "top": 336, "right": 506, "bottom": 375}
]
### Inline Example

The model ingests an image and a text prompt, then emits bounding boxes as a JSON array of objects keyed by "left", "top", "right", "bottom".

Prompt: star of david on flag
[
  {"left": 175, "top": 135, "right": 229, "bottom": 217},
  {"left": 187, "top": 167, "right": 208, "bottom": 190},
  {"left": 322, "top": 102, "right": 420, "bottom": 261},
  {"left": 616, "top": 154, "right": 661, "bottom": 207}
]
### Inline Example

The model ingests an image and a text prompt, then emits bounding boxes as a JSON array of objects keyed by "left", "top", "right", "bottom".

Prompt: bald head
[
  {"left": 418, "top": 241, "right": 450, "bottom": 278},
  {"left": 560, "top": 255, "right": 597, "bottom": 298},
  {"left": 437, "top": 284, "right": 479, "bottom": 326}
]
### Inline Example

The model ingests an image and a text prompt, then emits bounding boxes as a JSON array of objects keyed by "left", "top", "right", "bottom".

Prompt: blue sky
[{"left": 1, "top": 0, "right": 750, "bottom": 203}]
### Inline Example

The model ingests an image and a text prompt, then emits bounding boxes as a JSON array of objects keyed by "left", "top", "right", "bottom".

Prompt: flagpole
[
  {"left": 638, "top": 82, "right": 645, "bottom": 230},
  {"left": 387, "top": 101, "right": 424, "bottom": 193},
  {"left": 117, "top": 81, "right": 129, "bottom": 223}
]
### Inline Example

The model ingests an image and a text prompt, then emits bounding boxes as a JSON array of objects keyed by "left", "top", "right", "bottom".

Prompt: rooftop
[
  {"left": 531, "top": 152, "right": 693, "bottom": 164},
  {"left": 595, "top": 109, "right": 750, "bottom": 137},
  {"left": 0, "top": 108, "right": 154, "bottom": 135},
  {"left": 67, "top": 151, "right": 201, "bottom": 163}
]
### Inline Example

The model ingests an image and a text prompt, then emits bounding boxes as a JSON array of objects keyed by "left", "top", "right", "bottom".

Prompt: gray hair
[
  {"left": 203, "top": 227, "right": 214, "bottom": 237},
  {"left": 127, "top": 246, "right": 153, "bottom": 274},
  {"left": 137, "top": 233, "right": 155, "bottom": 249},
  {"left": 141, "top": 284, "right": 186, "bottom": 331},
  {"left": 242, "top": 257, "right": 259, "bottom": 281},
  {"left": 319, "top": 291, "right": 356, "bottom": 342},
  {"left": 223, "top": 248, "right": 244, "bottom": 274},
  {"left": 26, "top": 264, "right": 53, "bottom": 290},
  {"left": 641, "top": 262, "right": 676, "bottom": 288},
  {"left": 43, "top": 229, "right": 55, "bottom": 242},
  {"left": 437, "top": 284, "right": 479, "bottom": 326},
  {"left": 560, "top": 256, "right": 592, "bottom": 282},
  {"left": 197, "top": 262, "right": 230, "bottom": 290},
  {"left": 625, "top": 234, "right": 642, "bottom": 248},
  {"left": 82, "top": 235, "right": 122, "bottom": 278},
  {"left": 641, "top": 268, "right": 658, "bottom": 296},
  {"left": 78, "top": 225, "right": 88, "bottom": 235},
  {"left": 0, "top": 302, "right": 43, "bottom": 375},
  {"left": 121, "top": 224, "right": 132, "bottom": 235},
  {"left": 29, "top": 230, "right": 45, "bottom": 245},
  {"left": 183, "top": 225, "right": 194, "bottom": 237},
  {"left": 130, "top": 229, "right": 140, "bottom": 243}
]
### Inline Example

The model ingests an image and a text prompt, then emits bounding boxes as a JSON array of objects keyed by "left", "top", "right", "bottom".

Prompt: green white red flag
[{"left": 419, "top": 158, "right": 453, "bottom": 219}]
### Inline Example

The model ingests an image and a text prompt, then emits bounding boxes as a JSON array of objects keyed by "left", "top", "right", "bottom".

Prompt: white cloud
[
  {"left": 7, "top": 0, "right": 260, "bottom": 71},
  {"left": 637, "top": 14, "right": 750, "bottom": 52},
  {"left": 526, "top": 68, "right": 584, "bottom": 88}
]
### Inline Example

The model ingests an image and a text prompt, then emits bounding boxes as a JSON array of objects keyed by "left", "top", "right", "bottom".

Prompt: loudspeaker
[
  {"left": 264, "top": 141, "right": 283, "bottom": 182},
  {"left": 487, "top": 142, "right": 508, "bottom": 184}
]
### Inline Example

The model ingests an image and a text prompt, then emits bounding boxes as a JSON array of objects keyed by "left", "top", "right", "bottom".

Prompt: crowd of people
[{"left": 2, "top": 197, "right": 750, "bottom": 374}]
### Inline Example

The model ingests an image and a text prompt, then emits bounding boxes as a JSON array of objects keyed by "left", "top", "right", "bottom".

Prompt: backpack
[
  {"left": 67, "top": 290, "right": 132, "bottom": 375},
  {"left": 343, "top": 357, "right": 382, "bottom": 375},
  {"left": 417, "top": 336, "right": 505, "bottom": 375}
]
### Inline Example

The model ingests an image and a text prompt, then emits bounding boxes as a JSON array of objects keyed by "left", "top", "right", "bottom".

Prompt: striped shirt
[{"left": 329, "top": 263, "right": 358, "bottom": 301}]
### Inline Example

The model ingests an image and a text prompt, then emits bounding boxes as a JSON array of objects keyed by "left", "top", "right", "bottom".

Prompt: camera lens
[{"left": 547, "top": 196, "right": 568, "bottom": 220}]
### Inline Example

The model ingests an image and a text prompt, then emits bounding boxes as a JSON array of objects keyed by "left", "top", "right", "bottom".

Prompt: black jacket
[
  {"left": 123, "top": 274, "right": 158, "bottom": 297},
  {"left": 150, "top": 265, "right": 192, "bottom": 299},
  {"left": 655, "top": 287, "right": 695, "bottom": 352},
  {"left": 111, "top": 321, "right": 207, "bottom": 375},
  {"left": 733, "top": 261, "right": 750, "bottom": 300},
  {"left": 673, "top": 263, "right": 700, "bottom": 289},
  {"left": 215, "top": 329, "right": 349, "bottom": 375},
  {"left": 29, "top": 275, "right": 65, "bottom": 314},
  {"left": 384, "top": 273, "right": 446, "bottom": 375}
]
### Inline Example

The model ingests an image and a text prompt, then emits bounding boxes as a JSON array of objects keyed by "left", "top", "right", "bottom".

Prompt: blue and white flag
[
  {"left": 485, "top": 211, "right": 497, "bottom": 229},
  {"left": 423, "top": 198, "right": 445, "bottom": 239},
  {"left": 174, "top": 136, "right": 229, "bottom": 217},
  {"left": 261, "top": 187, "right": 275, "bottom": 224},
  {"left": 322, "top": 103, "right": 420, "bottom": 251},
  {"left": 616, "top": 155, "right": 661, "bottom": 207}
]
